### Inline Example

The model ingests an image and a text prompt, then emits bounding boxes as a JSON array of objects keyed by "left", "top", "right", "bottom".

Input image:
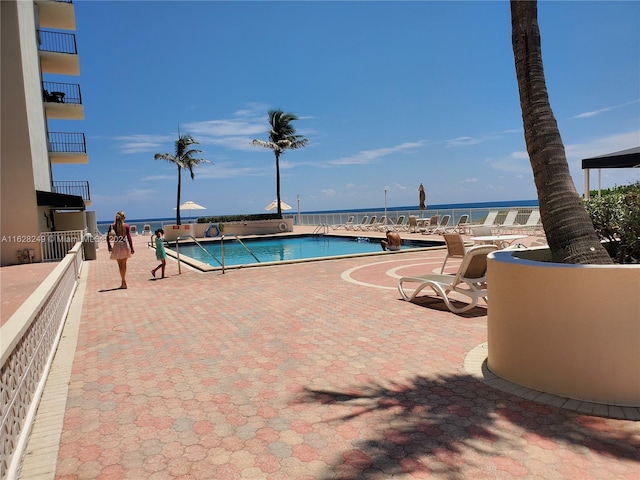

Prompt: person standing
[
  {"left": 151, "top": 228, "right": 167, "bottom": 278},
  {"left": 106, "top": 211, "right": 135, "bottom": 289}
]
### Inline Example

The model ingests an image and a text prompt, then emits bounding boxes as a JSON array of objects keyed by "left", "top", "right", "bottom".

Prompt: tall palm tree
[
  {"left": 251, "top": 110, "right": 309, "bottom": 217},
  {"left": 154, "top": 132, "right": 209, "bottom": 225},
  {"left": 510, "top": 1, "right": 612, "bottom": 264}
]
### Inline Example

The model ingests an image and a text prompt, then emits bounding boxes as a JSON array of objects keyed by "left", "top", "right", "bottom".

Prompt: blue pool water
[{"left": 172, "top": 235, "right": 441, "bottom": 268}]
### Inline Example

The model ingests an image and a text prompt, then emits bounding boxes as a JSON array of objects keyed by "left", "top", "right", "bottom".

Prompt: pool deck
[{"left": 5, "top": 228, "right": 640, "bottom": 479}]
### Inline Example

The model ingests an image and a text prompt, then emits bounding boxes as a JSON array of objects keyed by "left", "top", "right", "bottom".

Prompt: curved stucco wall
[{"left": 487, "top": 249, "right": 640, "bottom": 406}]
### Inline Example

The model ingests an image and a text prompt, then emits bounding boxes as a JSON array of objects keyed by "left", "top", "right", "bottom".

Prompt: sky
[{"left": 48, "top": 0, "right": 640, "bottom": 221}]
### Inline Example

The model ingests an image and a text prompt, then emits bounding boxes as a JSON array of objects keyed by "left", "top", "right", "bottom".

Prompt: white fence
[
  {"left": 0, "top": 242, "right": 84, "bottom": 480},
  {"left": 40, "top": 230, "right": 85, "bottom": 261}
]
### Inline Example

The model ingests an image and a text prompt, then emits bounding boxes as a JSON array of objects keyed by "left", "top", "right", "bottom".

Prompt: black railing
[
  {"left": 52, "top": 181, "right": 90, "bottom": 201},
  {"left": 48, "top": 132, "right": 86, "bottom": 154},
  {"left": 37, "top": 30, "right": 77, "bottom": 55},
  {"left": 43, "top": 81, "right": 82, "bottom": 104}
]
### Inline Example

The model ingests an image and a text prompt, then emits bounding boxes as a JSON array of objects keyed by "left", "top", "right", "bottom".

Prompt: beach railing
[
  {"left": 0, "top": 242, "right": 83, "bottom": 480},
  {"left": 288, "top": 207, "right": 538, "bottom": 228},
  {"left": 40, "top": 229, "right": 85, "bottom": 261}
]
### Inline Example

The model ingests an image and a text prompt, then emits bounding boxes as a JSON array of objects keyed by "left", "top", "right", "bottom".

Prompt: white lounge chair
[
  {"left": 496, "top": 209, "right": 519, "bottom": 231},
  {"left": 357, "top": 215, "right": 377, "bottom": 231},
  {"left": 372, "top": 216, "right": 387, "bottom": 231},
  {"left": 449, "top": 214, "right": 470, "bottom": 234},
  {"left": 398, "top": 244, "right": 498, "bottom": 313},
  {"left": 433, "top": 214, "right": 451, "bottom": 234},
  {"left": 516, "top": 210, "right": 542, "bottom": 235},
  {"left": 386, "top": 215, "right": 405, "bottom": 231},
  {"left": 352, "top": 216, "right": 369, "bottom": 230},
  {"left": 332, "top": 215, "right": 355, "bottom": 230},
  {"left": 129, "top": 225, "right": 138, "bottom": 235},
  {"left": 142, "top": 224, "right": 152, "bottom": 236},
  {"left": 405, "top": 215, "right": 418, "bottom": 233},
  {"left": 471, "top": 226, "right": 494, "bottom": 245},
  {"left": 479, "top": 211, "right": 499, "bottom": 232}
]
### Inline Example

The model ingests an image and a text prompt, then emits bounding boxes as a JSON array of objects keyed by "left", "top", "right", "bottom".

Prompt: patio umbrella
[
  {"left": 177, "top": 200, "right": 206, "bottom": 222},
  {"left": 419, "top": 183, "right": 426, "bottom": 210},
  {"left": 264, "top": 199, "right": 292, "bottom": 211}
]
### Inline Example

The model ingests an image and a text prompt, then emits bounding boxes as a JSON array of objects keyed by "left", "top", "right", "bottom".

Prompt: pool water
[{"left": 172, "top": 235, "right": 440, "bottom": 268}]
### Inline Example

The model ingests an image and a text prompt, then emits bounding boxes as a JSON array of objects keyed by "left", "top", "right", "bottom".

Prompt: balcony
[
  {"left": 43, "top": 81, "right": 84, "bottom": 120},
  {"left": 52, "top": 180, "right": 91, "bottom": 206},
  {"left": 36, "top": 0, "right": 76, "bottom": 31},
  {"left": 38, "top": 30, "right": 79, "bottom": 75},
  {"left": 48, "top": 132, "right": 87, "bottom": 164}
]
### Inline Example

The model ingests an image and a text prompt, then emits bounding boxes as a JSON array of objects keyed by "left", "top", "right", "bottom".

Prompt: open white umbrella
[
  {"left": 176, "top": 200, "right": 206, "bottom": 222},
  {"left": 264, "top": 199, "right": 292, "bottom": 211}
]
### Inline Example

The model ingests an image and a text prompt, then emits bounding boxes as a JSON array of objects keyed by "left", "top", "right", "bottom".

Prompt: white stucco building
[{"left": 1, "top": 0, "right": 93, "bottom": 266}]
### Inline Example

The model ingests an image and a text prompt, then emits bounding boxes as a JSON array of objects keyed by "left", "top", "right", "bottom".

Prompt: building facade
[{"left": 1, "top": 0, "right": 92, "bottom": 266}]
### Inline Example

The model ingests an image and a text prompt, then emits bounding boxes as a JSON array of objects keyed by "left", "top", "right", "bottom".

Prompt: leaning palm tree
[
  {"left": 251, "top": 110, "right": 309, "bottom": 217},
  {"left": 510, "top": 0, "right": 612, "bottom": 264},
  {"left": 154, "top": 132, "right": 209, "bottom": 225}
]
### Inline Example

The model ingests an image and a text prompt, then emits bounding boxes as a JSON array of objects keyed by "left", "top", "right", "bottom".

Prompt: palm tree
[
  {"left": 154, "top": 132, "right": 209, "bottom": 225},
  {"left": 510, "top": 1, "right": 612, "bottom": 264},
  {"left": 251, "top": 110, "right": 309, "bottom": 217}
]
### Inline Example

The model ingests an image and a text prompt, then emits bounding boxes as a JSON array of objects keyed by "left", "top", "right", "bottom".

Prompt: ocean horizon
[{"left": 97, "top": 199, "right": 538, "bottom": 231}]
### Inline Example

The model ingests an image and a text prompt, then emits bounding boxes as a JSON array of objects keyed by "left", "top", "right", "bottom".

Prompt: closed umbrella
[
  {"left": 264, "top": 199, "right": 292, "bottom": 211},
  {"left": 419, "top": 183, "right": 426, "bottom": 210}
]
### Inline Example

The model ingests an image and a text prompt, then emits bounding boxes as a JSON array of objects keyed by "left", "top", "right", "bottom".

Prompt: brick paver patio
[{"left": 15, "top": 232, "right": 640, "bottom": 479}]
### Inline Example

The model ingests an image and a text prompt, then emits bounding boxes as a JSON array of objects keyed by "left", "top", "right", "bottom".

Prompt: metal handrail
[
  {"left": 312, "top": 224, "right": 329, "bottom": 234},
  {"left": 175, "top": 235, "right": 222, "bottom": 273},
  {"left": 224, "top": 235, "right": 261, "bottom": 264}
]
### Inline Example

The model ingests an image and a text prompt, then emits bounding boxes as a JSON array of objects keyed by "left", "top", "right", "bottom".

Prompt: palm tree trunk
[
  {"left": 176, "top": 165, "right": 182, "bottom": 225},
  {"left": 275, "top": 151, "right": 282, "bottom": 218},
  {"left": 511, "top": 0, "right": 612, "bottom": 264}
]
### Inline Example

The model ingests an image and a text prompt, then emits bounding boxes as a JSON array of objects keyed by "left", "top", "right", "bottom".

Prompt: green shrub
[
  {"left": 196, "top": 213, "right": 282, "bottom": 223},
  {"left": 583, "top": 181, "right": 640, "bottom": 264}
]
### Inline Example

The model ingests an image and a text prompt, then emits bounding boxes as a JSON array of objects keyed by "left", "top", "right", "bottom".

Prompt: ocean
[{"left": 97, "top": 199, "right": 538, "bottom": 234}]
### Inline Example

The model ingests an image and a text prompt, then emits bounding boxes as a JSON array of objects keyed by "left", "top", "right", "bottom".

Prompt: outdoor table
[{"left": 470, "top": 234, "right": 527, "bottom": 249}]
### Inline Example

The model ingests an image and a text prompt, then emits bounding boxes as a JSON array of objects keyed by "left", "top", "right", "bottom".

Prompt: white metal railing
[
  {"left": 288, "top": 207, "right": 539, "bottom": 229},
  {"left": 0, "top": 242, "right": 84, "bottom": 480},
  {"left": 40, "top": 229, "right": 85, "bottom": 261}
]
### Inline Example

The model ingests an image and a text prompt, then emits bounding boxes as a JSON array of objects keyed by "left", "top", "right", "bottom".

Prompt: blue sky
[{"left": 49, "top": 1, "right": 640, "bottom": 221}]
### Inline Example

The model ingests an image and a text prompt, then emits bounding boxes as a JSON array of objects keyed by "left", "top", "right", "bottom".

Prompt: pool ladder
[
  {"left": 175, "top": 234, "right": 261, "bottom": 274},
  {"left": 313, "top": 224, "right": 329, "bottom": 235}
]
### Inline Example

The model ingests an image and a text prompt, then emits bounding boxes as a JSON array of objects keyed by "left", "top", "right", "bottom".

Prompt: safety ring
[{"left": 278, "top": 222, "right": 287, "bottom": 232}]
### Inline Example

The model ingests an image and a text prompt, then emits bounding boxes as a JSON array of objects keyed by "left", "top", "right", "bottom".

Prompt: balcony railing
[
  {"left": 42, "top": 81, "right": 82, "bottom": 104},
  {"left": 37, "top": 30, "right": 77, "bottom": 55},
  {"left": 52, "top": 180, "right": 90, "bottom": 201},
  {"left": 48, "top": 132, "right": 86, "bottom": 154}
]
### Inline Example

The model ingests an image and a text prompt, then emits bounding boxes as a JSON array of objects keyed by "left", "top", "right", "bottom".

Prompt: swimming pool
[{"left": 170, "top": 235, "right": 442, "bottom": 269}]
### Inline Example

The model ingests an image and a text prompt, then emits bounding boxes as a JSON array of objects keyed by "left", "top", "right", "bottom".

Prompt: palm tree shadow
[{"left": 299, "top": 374, "right": 639, "bottom": 479}]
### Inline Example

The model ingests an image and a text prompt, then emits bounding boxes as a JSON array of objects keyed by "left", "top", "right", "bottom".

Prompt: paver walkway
[{"left": 18, "top": 233, "right": 640, "bottom": 479}]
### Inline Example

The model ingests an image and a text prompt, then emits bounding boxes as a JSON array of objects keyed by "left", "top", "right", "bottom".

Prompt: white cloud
[
  {"left": 117, "top": 134, "right": 174, "bottom": 154},
  {"left": 571, "top": 99, "right": 640, "bottom": 120},
  {"left": 330, "top": 141, "right": 426, "bottom": 165}
]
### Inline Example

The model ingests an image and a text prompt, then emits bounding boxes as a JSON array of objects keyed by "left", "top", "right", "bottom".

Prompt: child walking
[{"left": 151, "top": 228, "right": 167, "bottom": 278}]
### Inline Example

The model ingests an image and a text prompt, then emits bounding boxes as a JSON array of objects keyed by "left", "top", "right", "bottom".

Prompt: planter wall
[
  {"left": 163, "top": 219, "right": 293, "bottom": 242},
  {"left": 487, "top": 248, "right": 640, "bottom": 406}
]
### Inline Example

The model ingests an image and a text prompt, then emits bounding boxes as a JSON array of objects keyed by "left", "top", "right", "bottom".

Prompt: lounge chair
[
  {"left": 353, "top": 216, "right": 369, "bottom": 230},
  {"left": 332, "top": 215, "right": 354, "bottom": 230},
  {"left": 372, "top": 216, "right": 387, "bottom": 231},
  {"left": 386, "top": 215, "right": 405, "bottom": 231},
  {"left": 480, "top": 210, "right": 499, "bottom": 230},
  {"left": 397, "top": 244, "right": 498, "bottom": 313},
  {"left": 419, "top": 215, "right": 440, "bottom": 234},
  {"left": 405, "top": 215, "right": 418, "bottom": 233},
  {"left": 433, "top": 214, "right": 451, "bottom": 234},
  {"left": 357, "top": 215, "right": 377, "bottom": 231},
  {"left": 142, "top": 224, "right": 152, "bottom": 236},
  {"left": 496, "top": 209, "right": 519, "bottom": 231},
  {"left": 516, "top": 209, "right": 542, "bottom": 235},
  {"left": 449, "top": 214, "right": 470, "bottom": 234},
  {"left": 441, "top": 233, "right": 467, "bottom": 273},
  {"left": 129, "top": 225, "right": 138, "bottom": 235}
]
